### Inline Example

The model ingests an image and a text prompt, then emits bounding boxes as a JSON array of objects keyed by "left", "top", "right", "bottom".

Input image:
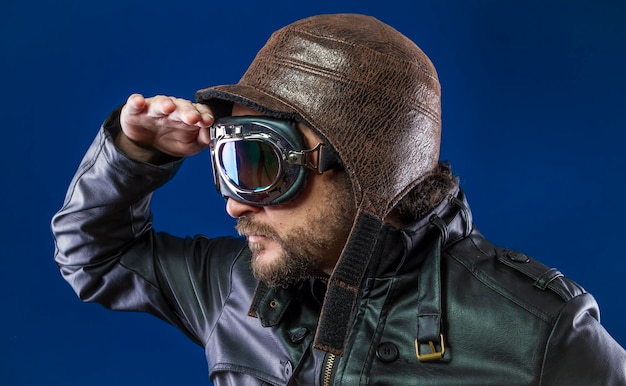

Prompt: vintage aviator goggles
[{"left": 209, "top": 116, "right": 338, "bottom": 206}]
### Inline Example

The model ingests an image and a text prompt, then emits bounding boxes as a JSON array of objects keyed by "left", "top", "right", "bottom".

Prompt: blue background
[{"left": 2, "top": 0, "right": 625, "bottom": 385}]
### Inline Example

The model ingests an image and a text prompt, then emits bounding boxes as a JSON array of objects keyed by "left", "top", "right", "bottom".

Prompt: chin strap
[{"left": 313, "top": 210, "right": 383, "bottom": 356}]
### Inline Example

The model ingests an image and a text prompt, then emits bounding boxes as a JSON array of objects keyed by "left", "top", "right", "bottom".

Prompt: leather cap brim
[{"left": 196, "top": 85, "right": 304, "bottom": 124}]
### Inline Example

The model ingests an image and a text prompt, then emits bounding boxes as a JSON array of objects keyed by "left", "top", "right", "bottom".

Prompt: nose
[{"left": 226, "top": 198, "right": 263, "bottom": 218}]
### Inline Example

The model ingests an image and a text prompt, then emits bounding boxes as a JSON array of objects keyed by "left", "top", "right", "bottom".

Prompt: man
[{"left": 52, "top": 13, "right": 626, "bottom": 385}]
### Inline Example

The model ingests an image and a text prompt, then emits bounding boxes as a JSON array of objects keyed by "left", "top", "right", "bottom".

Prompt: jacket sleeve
[
  {"left": 540, "top": 292, "right": 626, "bottom": 384},
  {"left": 51, "top": 109, "right": 245, "bottom": 345}
]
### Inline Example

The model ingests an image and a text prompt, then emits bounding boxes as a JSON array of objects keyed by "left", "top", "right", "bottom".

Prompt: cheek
[{"left": 275, "top": 173, "right": 319, "bottom": 212}]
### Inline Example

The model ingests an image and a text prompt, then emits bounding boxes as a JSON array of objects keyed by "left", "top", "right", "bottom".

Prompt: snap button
[
  {"left": 376, "top": 342, "right": 399, "bottom": 363},
  {"left": 289, "top": 327, "right": 310, "bottom": 343},
  {"left": 269, "top": 299, "right": 279, "bottom": 309},
  {"left": 284, "top": 360, "right": 293, "bottom": 377},
  {"left": 506, "top": 250, "right": 530, "bottom": 263}
]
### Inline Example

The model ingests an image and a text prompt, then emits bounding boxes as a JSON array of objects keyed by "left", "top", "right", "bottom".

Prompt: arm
[
  {"left": 540, "top": 293, "right": 626, "bottom": 384},
  {"left": 51, "top": 95, "right": 241, "bottom": 344}
]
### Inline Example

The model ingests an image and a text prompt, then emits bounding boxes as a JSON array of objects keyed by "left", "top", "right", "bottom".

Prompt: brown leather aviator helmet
[{"left": 196, "top": 13, "right": 442, "bottom": 356}]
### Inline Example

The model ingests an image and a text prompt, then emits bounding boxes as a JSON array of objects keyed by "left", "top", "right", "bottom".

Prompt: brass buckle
[{"left": 415, "top": 333, "right": 446, "bottom": 362}]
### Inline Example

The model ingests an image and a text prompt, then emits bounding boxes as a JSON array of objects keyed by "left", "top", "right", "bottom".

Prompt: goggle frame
[{"left": 210, "top": 115, "right": 326, "bottom": 206}]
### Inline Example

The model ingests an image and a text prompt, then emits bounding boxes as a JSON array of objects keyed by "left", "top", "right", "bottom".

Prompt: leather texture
[
  {"left": 197, "top": 13, "right": 441, "bottom": 217},
  {"left": 52, "top": 121, "right": 626, "bottom": 385},
  {"left": 196, "top": 13, "right": 443, "bottom": 355}
]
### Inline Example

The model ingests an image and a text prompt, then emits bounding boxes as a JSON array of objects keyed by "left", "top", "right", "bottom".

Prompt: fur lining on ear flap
[{"left": 313, "top": 210, "right": 382, "bottom": 356}]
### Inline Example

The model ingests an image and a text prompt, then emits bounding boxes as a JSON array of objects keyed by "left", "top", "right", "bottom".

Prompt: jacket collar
[
  {"left": 248, "top": 187, "right": 473, "bottom": 327},
  {"left": 367, "top": 187, "right": 471, "bottom": 277}
]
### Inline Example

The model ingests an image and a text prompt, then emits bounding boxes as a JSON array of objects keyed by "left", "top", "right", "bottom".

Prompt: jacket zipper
[{"left": 322, "top": 353, "right": 336, "bottom": 386}]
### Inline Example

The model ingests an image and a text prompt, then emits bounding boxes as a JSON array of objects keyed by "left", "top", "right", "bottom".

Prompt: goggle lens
[
  {"left": 210, "top": 115, "right": 336, "bottom": 206},
  {"left": 219, "top": 139, "right": 280, "bottom": 192}
]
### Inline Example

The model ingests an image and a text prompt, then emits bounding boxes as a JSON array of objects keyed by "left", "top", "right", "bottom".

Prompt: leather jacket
[{"left": 52, "top": 116, "right": 626, "bottom": 385}]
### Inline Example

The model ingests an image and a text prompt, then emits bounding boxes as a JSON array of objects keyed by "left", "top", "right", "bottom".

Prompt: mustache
[{"left": 236, "top": 217, "right": 280, "bottom": 240}]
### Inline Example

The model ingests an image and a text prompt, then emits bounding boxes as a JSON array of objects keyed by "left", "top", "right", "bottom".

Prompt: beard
[{"left": 235, "top": 173, "right": 354, "bottom": 288}]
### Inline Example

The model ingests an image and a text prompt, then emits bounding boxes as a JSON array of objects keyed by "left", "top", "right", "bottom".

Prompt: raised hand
[{"left": 116, "top": 94, "right": 214, "bottom": 162}]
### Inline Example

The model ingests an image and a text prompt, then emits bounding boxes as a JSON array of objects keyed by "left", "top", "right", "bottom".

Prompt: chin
[{"left": 250, "top": 243, "right": 282, "bottom": 267}]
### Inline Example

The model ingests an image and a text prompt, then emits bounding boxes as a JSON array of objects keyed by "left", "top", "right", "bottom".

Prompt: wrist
[
  {"left": 115, "top": 132, "right": 182, "bottom": 165},
  {"left": 114, "top": 132, "right": 166, "bottom": 164}
]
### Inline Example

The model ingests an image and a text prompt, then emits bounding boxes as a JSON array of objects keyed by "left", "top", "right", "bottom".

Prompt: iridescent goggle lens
[
  {"left": 209, "top": 116, "right": 311, "bottom": 206},
  {"left": 218, "top": 138, "right": 282, "bottom": 192}
]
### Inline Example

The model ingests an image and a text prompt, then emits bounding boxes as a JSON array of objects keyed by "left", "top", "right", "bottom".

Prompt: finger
[
  {"left": 194, "top": 103, "right": 215, "bottom": 126},
  {"left": 168, "top": 98, "right": 207, "bottom": 126},
  {"left": 123, "top": 94, "right": 147, "bottom": 115},
  {"left": 197, "top": 126, "right": 212, "bottom": 146},
  {"left": 149, "top": 95, "right": 177, "bottom": 117}
]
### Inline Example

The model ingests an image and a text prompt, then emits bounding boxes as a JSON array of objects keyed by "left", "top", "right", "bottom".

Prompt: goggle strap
[
  {"left": 288, "top": 143, "right": 339, "bottom": 174},
  {"left": 319, "top": 144, "right": 340, "bottom": 173}
]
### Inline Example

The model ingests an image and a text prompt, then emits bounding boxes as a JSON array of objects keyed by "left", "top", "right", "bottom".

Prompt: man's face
[{"left": 226, "top": 104, "right": 355, "bottom": 287}]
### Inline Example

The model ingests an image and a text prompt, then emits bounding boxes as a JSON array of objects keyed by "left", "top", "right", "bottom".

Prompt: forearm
[
  {"left": 51, "top": 108, "right": 183, "bottom": 300},
  {"left": 51, "top": 107, "right": 247, "bottom": 346}
]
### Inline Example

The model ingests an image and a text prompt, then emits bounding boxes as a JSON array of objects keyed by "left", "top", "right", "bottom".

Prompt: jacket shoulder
[{"left": 444, "top": 231, "right": 591, "bottom": 323}]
